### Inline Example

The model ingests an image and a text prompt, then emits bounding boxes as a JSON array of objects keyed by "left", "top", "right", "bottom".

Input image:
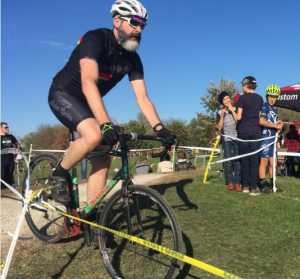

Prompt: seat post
[{"left": 69, "top": 129, "right": 74, "bottom": 144}]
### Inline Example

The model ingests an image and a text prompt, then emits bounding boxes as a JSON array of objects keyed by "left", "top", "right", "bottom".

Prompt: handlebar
[{"left": 90, "top": 132, "right": 177, "bottom": 158}]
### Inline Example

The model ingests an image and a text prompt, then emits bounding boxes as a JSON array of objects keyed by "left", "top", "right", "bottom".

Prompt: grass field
[{"left": 5, "top": 155, "right": 300, "bottom": 279}]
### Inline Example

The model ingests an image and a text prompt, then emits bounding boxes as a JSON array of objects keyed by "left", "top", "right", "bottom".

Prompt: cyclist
[
  {"left": 47, "top": 0, "right": 176, "bottom": 206},
  {"left": 259, "top": 85, "right": 284, "bottom": 193}
]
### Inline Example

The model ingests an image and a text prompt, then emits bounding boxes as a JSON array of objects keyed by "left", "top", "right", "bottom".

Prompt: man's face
[
  {"left": 117, "top": 19, "right": 142, "bottom": 52},
  {"left": 222, "top": 96, "right": 231, "bottom": 107},
  {"left": 267, "top": 96, "right": 277, "bottom": 106},
  {"left": 1, "top": 124, "right": 9, "bottom": 134}
]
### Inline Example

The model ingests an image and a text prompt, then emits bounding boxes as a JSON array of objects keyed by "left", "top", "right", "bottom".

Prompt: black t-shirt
[
  {"left": 52, "top": 28, "right": 144, "bottom": 100},
  {"left": 235, "top": 93, "right": 263, "bottom": 133},
  {"left": 1, "top": 134, "right": 18, "bottom": 161}
]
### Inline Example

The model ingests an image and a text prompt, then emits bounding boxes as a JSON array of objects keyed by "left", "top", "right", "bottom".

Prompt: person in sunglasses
[
  {"left": 1, "top": 122, "right": 20, "bottom": 190},
  {"left": 47, "top": 0, "right": 176, "bottom": 205}
]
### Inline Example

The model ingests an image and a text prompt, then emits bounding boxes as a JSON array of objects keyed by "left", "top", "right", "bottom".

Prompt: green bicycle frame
[{"left": 79, "top": 147, "right": 130, "bottom": 219}]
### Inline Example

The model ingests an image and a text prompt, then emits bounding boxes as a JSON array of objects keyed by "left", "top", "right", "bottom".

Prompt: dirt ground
[{"left": 0, "top": 172, "right": 181, "bottom": 261}]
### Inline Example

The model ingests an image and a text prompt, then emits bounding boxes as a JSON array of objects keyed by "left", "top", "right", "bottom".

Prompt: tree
[
  {"left": 167, "top": 120, "right": 189, "bottom": 146},
  {"left": 278, "top": 108, "right": 299, "bottom": 124},
  {"left": 189, "top": 114, "right": 216, "bottom": 147},
  {"left": 136, "top": 112, "right": 152, "bottom": 135},
  {"left": 19, "top": 132, "right": 35, "bottom": 151},
  {"left": 200, "top": 77, "right": 240, "bottom": 117},
  {"left": 52, "top": 128, "right": 70, "bottom": 150},
  {"left": 19, "top": 124, "right": 68, "bottom": 152},
  {"left": 123, "top": 120, "right": 147, "bottom": 150}
]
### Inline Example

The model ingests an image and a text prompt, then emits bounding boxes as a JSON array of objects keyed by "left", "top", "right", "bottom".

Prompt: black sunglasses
[{"left": 3, "top": 126, "right": 9, "bottom": 129}]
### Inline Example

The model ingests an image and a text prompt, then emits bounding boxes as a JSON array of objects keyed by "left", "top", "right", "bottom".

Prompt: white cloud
[{"left": 41, "top": 41, "right": 73, "bottom": 50}]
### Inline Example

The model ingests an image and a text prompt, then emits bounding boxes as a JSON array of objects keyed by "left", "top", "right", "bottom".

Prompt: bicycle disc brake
[{"left": 64, "top": 209, "right": 81, "bottom": 237}]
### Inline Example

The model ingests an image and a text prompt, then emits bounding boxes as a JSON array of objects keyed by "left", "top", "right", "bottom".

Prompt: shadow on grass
[
  {"left": 150, "top": 179, "right": 199, "bottom": 211},
  {"left": 52, "top": 242, "right": 85, "bottom": 279},
  {"left": 177, "top": 231, "right": 202, "bottom": 279}
]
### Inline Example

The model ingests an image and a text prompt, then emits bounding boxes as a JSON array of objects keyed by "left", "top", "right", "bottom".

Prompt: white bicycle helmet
[{"left": 110, "top": 0, "right": 148, "bottom": 20}]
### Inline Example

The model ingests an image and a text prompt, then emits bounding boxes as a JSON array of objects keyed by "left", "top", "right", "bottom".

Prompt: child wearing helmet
[{"left": 258, "top": 85, "right": 284, "bottom": 194}]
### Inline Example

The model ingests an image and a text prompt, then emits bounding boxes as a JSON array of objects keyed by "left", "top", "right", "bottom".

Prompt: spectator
[
  {"left": 216, "top": 91, "right": 241, "bottom": 192},
  {"left": 158, "top": 154, "right": 173, "bottom": 173},
  {"left": 1, "top": 122, "right": 20, "bottom": 190},
  {"left": 284, "top": 125, "right": 300, "bottom": 176},
  {"left": 258, "top": 85, "right": 284, "bottom": 194},
  {"left": 175, "top": 150, "right": 196, "bottom": 171},
  {"left": 74, "top": 131, "right": 88, "bottom": 181},
  {"left": 136, "top": 155, "right": 153, "bottom": 174},
  {"left": 34, "top": 177, "right": 41, "bottom": 186},
  {"left": 187, "top": 148, "right": 194, "bottom": 160},
  {"left": 236, "top": 76, "right": 263, "bottom": 196}
]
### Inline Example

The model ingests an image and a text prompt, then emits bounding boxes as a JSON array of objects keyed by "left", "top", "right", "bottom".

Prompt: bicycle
[{"left": 22, "top": 128, "right": 183, "bottom": 279}]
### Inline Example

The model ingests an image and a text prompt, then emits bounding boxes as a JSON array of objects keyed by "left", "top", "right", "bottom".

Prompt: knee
[{"left": 84, "top": 133, "right": 102, "bottom": 149}]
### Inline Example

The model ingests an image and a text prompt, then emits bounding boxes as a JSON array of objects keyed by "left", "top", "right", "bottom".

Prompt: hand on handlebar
[
  {"left": 100, "top": 122, "right": 121, "bottom": 147},
  {"left": 156, "top": 128, "right": 177, "bottom": 150}
]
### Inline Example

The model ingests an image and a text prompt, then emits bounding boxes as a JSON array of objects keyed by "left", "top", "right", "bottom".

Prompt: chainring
[{"left": 64, "top": 209, "right": 81, "bottom": 237}]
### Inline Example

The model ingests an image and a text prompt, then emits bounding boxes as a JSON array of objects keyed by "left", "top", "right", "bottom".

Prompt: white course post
[{"left": 273, "top": 132, "right": 279, "bottom": 193}]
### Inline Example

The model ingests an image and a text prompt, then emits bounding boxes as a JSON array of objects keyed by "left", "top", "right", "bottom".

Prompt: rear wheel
[
  {"left": 98, "top": 185, "right": 183, "bottom": 279},
  {"left": 22, "top": 153, "right": 67, "bottom": 243}
]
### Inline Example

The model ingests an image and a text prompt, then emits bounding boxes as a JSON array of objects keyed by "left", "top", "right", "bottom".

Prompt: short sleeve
[
  {"left": 79, "top": 31, "right": 104, "bottom": 63},
  {"left": 11, "top": 135, "right": 18, "bottom": 144},
  {"left": 260, "top": 103, "right": 268, "bottom": 119},
  {"left": 235, "top": 96, "right": 243, "bottom": 109},
  {"left": 128, "top": 53, "right": 144, "bottom": 81}
]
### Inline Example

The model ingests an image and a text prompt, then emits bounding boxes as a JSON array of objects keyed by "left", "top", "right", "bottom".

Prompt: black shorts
[{"left": 48, "top": 84, "right": 94, "bottom": 131}]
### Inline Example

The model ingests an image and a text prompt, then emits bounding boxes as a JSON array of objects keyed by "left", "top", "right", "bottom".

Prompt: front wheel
[
  {"left": 98, "top": 185, "right": 183, "bottom": 279},
  {"left": 22, "top": 153, "right": 67, "bottom": 243}
]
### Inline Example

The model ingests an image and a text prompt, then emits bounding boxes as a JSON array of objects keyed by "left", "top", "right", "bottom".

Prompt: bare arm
[
  {"left": 80, "top": 58, "right": 110, "bottom": 125},
  {"left": 13, "top": 142, "right": 20, "bottom": 149},
  {"left": 237, "top": 107, "right": 243, "bottom": 121},
  {"left": 259, "top": 117, "right": 284, "bottom": 130},
  {"left": 131, "top": 79, "right": 162, "bottom": 129}
]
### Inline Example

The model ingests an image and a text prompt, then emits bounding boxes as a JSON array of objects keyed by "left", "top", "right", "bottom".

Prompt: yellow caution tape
[
  {"left": 203, "top": 136, "right": 221, "bottom": 184},
  {"left": 27, "top": 196, "right": 243, "bottom": 279},
  {"left": 1, "top": 261, "right": 4, "bottom": 271}
]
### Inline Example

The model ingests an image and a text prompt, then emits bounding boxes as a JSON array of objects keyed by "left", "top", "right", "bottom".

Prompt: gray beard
[{"left": 117, "top": 24, "right": 141, "bottom": 52}]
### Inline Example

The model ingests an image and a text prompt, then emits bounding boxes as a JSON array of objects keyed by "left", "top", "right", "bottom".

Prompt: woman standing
[{"left": 236, "top": 76, "right": 263, "bottom": 196}]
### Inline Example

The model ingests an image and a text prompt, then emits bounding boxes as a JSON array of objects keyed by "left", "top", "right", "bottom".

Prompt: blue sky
[{"left": 2, "top": 0, "right": 300, "bottom": 139}]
